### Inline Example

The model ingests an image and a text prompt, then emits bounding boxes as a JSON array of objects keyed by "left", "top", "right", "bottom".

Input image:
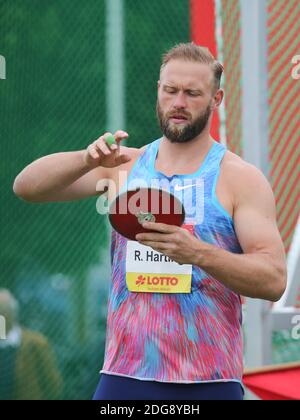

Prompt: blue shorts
[{"left": 93, "top": 374, "right": 244, "bottom": 400}]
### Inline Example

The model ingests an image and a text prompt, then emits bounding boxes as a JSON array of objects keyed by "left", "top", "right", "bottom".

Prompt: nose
[{"left": 172, "top": 91, "right": 187, "bottom": 109}]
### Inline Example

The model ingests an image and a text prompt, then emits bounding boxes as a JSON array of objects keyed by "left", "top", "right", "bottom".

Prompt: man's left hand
[{"left": 135, "top": 222, "right": 204, "bottom": 266}]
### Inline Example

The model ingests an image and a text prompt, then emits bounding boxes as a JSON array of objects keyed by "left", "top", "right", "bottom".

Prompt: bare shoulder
[
  {"left": 222, "top": 150, "right": 267, "bottom": 183},
  {"left": 221, "top": 150, "right": 276, "bottom": 207},
  {"left": 140, "top": 144, "right": 148, "bottom": 153}
]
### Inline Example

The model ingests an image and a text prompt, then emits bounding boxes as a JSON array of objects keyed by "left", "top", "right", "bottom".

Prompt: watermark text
[
  {"left": 291, "top": 55, "right": 300, "bottom": 80},
  {"left": 292, "top": 315, "right": 300, "bottom": 340},
  {"left": 96, "top": 172, "right": 205, "bottom": 225}
]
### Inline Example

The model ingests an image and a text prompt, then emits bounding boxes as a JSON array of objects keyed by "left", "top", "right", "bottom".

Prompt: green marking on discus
[{"left": 106, "top": 134, "right": 117, "bottom": 146}]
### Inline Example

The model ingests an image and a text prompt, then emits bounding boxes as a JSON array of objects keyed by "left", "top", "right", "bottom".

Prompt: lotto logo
[
  {"left": 136, "top": 275, "right": 179, "bottom": 287},
  {"left": 136, "top": 275, "right": 146, "bottom": 286}
]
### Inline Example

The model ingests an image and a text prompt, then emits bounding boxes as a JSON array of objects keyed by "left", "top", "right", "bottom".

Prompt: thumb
[{"left": 115, "top": 154, "right": 132, "bottom": 165}]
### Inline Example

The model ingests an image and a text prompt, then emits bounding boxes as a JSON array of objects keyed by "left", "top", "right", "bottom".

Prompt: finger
[
  {"left": 99, "top": 132, "right": 113, "bottom": 144},
  {"left": 142, "top": 222, "right": 178, "bottom": 234},
  {"left": 138, "top": 241, "right": 170, "bottom": 251},
  {"left": 102, "top": 133, "right": 118, "bottom": 150},
  {"left": 103, "top": 132, "right": 127, "bottom": 152},
  {"left": 95, "top": 138, "right": 114, "bottom": 155},
  {"left": 110, "top": 143, "right": 119, "bottom": 151},
  {"left": 115, "top": 154, "right": 132, "bottom": 165},
  {"left": 95, "top": 134, "right": 119, "bottom": 152},
  {"left": 114, "top": 130, "right": 129, "bottom": 143},
  {"left": 102, "top": 136, "right": 119, "bottom": 151},
  {"left": 136, "top": 233, "right": 172, "bottom": 242},
  {"left": 87, "top": 145, "right": 100, "bottom": 159}
]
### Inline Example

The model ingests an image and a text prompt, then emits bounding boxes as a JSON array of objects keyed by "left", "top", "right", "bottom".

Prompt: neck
[{"left": 160, "top": 129, "right": 214, "bottom": 166}]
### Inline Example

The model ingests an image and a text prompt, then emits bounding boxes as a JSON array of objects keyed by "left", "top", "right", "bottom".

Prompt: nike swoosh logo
[{"left": 174, "top": 184, "right": 197, "bottom": 192}]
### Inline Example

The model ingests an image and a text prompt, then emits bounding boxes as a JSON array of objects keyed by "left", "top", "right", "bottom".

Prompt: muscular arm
[
  {"left": 197, "top": 163, "right": 287, "bottom": 301},
  {"left": 13, "top": 150, "right": 109, "bottom": 202},
  {"left": 13, "top": 131, "right": 134, "bottom": 203}
]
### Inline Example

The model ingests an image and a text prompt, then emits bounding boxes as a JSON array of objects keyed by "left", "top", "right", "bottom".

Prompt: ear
[{"left": 212, "top": 89, "right": 224, "bottom": 109}]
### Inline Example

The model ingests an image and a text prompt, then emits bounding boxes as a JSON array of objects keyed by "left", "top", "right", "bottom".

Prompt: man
[
  {"left": 13, "top": 43, "right": 287, "bottom": 400},
  {"left": 0, "top": 290, "right": 63, "bottom": 400}
]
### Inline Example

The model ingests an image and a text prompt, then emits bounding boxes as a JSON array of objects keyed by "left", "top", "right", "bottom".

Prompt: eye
[
  {"left": 187, "top": 91, "right": 201, "bottom": 97},
  {"left": 164, "top": 86, "right": 177, "bottom": 94}
]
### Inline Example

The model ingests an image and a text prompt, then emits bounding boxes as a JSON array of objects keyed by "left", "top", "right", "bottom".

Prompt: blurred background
[{"left": 0, "top": 0, "right": 299, "bottom": 400}]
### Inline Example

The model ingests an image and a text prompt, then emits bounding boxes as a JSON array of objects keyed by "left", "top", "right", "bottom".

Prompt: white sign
[
  {"left": 126, "top": 241, "right": 192, "bottom": 274},
  {"left": 0, "top": 55, "right": 6, "bottom": 80}
]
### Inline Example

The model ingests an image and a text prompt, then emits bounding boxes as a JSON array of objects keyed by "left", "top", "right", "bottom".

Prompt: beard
[{"left": 156, "top": 100, "right": 212, "bottom": 144}]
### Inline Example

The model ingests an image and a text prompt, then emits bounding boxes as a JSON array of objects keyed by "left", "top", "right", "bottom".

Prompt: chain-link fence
[
  {"left": 267, "top": 0, "right": 300, "bottom": 366},
  {"left": 0, "top": 0, "right": 189, "bottom": 400},
  {"left": 0, "top": 0, "right": 299, "bottom": 400}
]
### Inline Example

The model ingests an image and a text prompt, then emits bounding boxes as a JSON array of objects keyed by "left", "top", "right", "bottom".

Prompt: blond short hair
[{"left": 161, "top": 42, "right": 224, "bottom": 91}]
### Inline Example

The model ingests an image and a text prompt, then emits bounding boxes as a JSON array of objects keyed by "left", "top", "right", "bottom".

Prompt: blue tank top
[{"left": 101, "top": 138, "right": 244, "bottom": 385}]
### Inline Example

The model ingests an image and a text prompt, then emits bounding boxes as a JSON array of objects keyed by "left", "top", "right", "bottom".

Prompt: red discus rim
[{"left": 108, "top": 187, "right": 186, "bottom": 240}]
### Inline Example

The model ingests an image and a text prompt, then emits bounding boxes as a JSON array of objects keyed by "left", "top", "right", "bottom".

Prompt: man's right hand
[
  {"left": 13, "top": 130, "right": 134, "bottom": 203},
  {"left": 84, "top": 131, "right": 132, "bottom": 169}
]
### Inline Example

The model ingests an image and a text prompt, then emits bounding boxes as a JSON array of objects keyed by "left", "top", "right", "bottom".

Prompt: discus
[{"left": 108, "top": 187, "right": 185, "bottom": 241}]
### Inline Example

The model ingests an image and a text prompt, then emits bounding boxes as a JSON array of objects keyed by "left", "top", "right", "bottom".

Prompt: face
[{"left": 157, "top": 59, "right": 222, "bottom": 143}]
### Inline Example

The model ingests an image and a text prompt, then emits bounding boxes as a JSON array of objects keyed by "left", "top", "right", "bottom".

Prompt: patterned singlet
[{"left": 101, "top": 138, "right": 244, "bottom": 385}]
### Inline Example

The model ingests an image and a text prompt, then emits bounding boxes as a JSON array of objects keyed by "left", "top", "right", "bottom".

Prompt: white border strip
[{"left": 215, "top": 0, "right": 227, "bottom": 146}]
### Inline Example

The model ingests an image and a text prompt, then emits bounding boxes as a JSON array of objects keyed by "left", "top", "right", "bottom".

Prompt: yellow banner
[{"left": 126, "top": 272, "right": 192, "bottom": 293}]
